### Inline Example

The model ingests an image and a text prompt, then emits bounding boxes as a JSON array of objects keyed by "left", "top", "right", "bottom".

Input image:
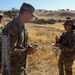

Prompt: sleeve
[
  {"left": 60, "top": 33, "right": 75, "bottom": 52},
  {"left": 3, "top": 20, "right": 19, "bottom": 36}
]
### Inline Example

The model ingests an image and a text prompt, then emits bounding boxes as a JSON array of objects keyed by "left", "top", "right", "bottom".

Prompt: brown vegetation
[{"left": 1, "top": 10, "right": 75, "bottom": 75}]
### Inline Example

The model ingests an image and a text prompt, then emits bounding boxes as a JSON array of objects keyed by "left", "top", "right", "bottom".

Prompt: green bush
[
  {"left": 31, "top": 19, "right": 56, "bottom": 24},
  {"left": 45, "top": 19, "right": 56, "bottom": 24}
]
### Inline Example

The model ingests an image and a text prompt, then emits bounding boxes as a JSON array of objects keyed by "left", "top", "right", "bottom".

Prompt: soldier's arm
[
  {"left": 7, "top": 21, "right": 18, "bottom": 37},
  {"left": 60, "top": 34, "right": 75, "bottom": 52},
  {"left": 3, "top": 20, "right": 18, "bottom": 36}
]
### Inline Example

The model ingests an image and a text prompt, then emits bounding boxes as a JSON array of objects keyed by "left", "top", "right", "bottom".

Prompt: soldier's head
[
  {"left": 19, "top": 3, "right": 35, "bottom": 23},
  {"left": 63, "top": 20, "right": 74, "bottom": 31},
  {"left": 0, "top": 13, "right": 3, "bottom": 23}
]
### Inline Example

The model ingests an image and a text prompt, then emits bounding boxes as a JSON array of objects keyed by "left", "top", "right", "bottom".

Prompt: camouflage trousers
[
  {"left": 10, "top": 48, "right": 27, "bottom": 75},
  {"left": 58, "top": 51, "right": 75, "bottom": 75}
]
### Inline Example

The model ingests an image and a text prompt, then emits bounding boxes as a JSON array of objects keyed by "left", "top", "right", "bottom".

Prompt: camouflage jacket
[
  {"left": 0, "top": 23, "right": 4, "bottom": 33},
  {"left": 2, "top": 18, "right": 28, "bottom": 48},
  {"left": 59, "top": 30, "right": 75, "bottom": 52}
]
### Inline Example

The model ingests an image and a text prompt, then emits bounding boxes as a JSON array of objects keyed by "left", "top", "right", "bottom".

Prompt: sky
[{"left": 0, "top": 0, "right": 75, "bottom": 11}]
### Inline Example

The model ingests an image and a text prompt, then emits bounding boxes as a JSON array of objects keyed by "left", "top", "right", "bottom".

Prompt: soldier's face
[
  {"left": 23, "top": 11, "right": 33, "bottom": 23},
  {"left": 28, "top": 11, "right": 33, "bottom": 20},
  {"left": 64, "top": 25, "right": 72, "bottom": 32}
]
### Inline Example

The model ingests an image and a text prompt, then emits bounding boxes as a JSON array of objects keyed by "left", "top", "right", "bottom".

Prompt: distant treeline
[
  {"left": 31, "top": 18, "right": 56, "bottom": 24},
  {"left": 31, "top": 18, "right": 75, "bottom": 24},
  {"left": 30, "top": 18, "right": 65, "bottom": 24}
]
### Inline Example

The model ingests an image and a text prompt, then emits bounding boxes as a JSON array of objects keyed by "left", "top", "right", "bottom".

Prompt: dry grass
[
  {"left": 1, "top": 16, "right": 75, "bottom": 75},
  {"left": 25, "top": 23, "right": 75, "bottom": 75}
]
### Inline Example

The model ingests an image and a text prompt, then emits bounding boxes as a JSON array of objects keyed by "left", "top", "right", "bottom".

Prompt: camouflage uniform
[
  {"left": 58, "top": 30, "right": 75, "bottom": 75},
  {"left": 0, "top": 13, "right": 3, "bottom": 72},
  {"left": 2, "top": 18, "right": 28, "bottom": 75},
  {"left": 0, "top": 23, "right": 3, "bottom": 70}
]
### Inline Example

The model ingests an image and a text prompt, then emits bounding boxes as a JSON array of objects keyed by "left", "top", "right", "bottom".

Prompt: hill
[{"left": 34, "top": 10, "right": 75, "bottom": 20}]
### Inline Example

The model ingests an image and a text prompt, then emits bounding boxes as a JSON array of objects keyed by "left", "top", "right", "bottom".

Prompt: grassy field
[
  {"left": 1, "top": 15, "right": 75, "bottom": 75},
  {"left": 26, "top": 23, "right": 75, "bottom": 75}
]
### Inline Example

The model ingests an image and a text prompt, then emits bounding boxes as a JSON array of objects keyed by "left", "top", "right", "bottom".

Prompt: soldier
[
  {"left": 0, "top": 13, "right": 3, "bottom": 71},
  {"left": 55, "top": 20, "right": 75, "bottom": 75},
  {"left": 2, "top": 3, "right": 35, "bottom": 75}
]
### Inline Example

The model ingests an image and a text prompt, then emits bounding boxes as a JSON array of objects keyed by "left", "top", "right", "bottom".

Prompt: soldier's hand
[
  {"left": 25, "top": 47, "right": 37, "bottom": 54},
  {"left": 55, "top": 35, "right": 60, "bottom": 43},
  {"left": 55, "top": 43, "right": 60, "bottom": 47}
]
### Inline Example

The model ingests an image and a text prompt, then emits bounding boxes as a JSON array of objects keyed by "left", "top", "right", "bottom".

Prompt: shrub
[{"left": 31, "top": 19, "right": 56, "bottom": 24}]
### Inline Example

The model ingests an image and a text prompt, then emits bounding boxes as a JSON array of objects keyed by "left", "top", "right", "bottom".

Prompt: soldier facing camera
[{"left": 55, "top": 19, "right": 75, "bottom": 75}]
